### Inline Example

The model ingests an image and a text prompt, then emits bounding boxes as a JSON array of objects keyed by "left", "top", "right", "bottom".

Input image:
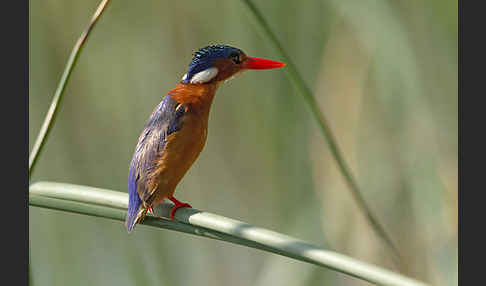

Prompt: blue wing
[{"left": 125, "top": 94, "right": 185, "bottom": 232}]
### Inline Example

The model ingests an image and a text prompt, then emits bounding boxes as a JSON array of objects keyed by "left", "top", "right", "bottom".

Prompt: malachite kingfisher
[{"left": 125, "top": 45, "right": 285, "bottom": 232}]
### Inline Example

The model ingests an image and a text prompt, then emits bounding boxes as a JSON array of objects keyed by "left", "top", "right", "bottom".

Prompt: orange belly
[{"left": 150, "top": 108, "right": 209, "bottom": 205}]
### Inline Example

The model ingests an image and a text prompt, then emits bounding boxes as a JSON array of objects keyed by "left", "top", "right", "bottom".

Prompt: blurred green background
[{"left": 29, "top": 0, "right": 457, "bottom": 285}]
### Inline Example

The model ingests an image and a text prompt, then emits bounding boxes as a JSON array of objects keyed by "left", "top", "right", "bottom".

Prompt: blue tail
[{"left": 125, "top": 162, "right": 142, "bottom": 232}]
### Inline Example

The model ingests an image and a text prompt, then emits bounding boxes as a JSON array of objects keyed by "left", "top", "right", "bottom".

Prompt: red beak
[{"left": 243, "top": 56, "right": 286, "bottom": 70}]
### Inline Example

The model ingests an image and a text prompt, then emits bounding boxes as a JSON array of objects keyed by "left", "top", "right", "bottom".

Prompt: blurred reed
[
  {"left": 29, "top": 0, "right": 111, "bottom": 178},
  {"left": 240, "top": 0, "right": 401, "bottom": 264}
]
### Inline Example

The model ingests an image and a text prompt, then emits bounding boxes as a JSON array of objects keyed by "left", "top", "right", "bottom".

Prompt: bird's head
[{"left": 181, "top": 45, "right": 285, "bottom": 85}]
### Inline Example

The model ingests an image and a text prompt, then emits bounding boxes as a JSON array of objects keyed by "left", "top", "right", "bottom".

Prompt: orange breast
[{"left": 150, "top": 83, "right": 218, "bottom": 205}]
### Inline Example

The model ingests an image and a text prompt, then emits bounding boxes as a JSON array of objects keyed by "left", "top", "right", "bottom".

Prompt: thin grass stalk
[
  {"left": 29, "top": 181, "right": 428, "bottom": 286},
  {"left": 239, "top": 0, "right": 402, "bottom": 264},
  {"left": 28, "top": 0, "right": 111, "bottom": 178}
]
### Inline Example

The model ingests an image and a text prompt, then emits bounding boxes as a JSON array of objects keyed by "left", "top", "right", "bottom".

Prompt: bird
[{"left": 125, "top": 44, "right": 285, "bottom": 232}]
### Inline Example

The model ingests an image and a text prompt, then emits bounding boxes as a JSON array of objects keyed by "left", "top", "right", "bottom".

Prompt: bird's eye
[{"left": 230, "top": 53, "right": 241, "bottom": 64}]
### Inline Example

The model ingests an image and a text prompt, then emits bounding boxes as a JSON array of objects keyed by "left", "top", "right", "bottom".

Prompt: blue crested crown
[{"left": 183, "top": 45, "right": 242, "bottom": 84}]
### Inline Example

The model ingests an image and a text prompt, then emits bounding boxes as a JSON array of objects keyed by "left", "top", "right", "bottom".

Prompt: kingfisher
[{"left": 125, "top": 45, "right": 285, "bottom": 232}]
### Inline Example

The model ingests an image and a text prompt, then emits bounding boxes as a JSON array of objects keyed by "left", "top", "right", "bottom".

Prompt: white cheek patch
[{"left": 190, "top": 67, "right": 219, "bottom": 84}]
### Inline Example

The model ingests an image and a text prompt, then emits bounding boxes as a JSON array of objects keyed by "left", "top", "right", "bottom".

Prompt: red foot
[{"left": 169, "top": 196, "right": 192, "bottom": 220}]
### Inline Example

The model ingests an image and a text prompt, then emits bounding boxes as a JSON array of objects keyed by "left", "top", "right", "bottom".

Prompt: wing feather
[{"left": 125, "top": 94, "right": 185, "bottom": 231}]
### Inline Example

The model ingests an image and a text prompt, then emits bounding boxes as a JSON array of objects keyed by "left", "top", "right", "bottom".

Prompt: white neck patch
[{"left": 190, "top": 67, "right": 219, "bottom": 84}]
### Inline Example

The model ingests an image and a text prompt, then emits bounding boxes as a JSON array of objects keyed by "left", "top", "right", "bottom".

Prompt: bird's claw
[
  {"left": 170, "top": 202, "right": 192, "bottom": 220},
  {"left": 168, "top": 196, "right": 192, "bottom": 220}
]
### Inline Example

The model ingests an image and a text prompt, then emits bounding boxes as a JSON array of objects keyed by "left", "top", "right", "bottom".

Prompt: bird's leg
[{"left": 168, "top": 196, "right": 192, "bottom": 220}]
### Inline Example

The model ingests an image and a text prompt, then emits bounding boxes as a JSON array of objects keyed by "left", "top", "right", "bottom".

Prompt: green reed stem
[
  {"left": 28, "top": 0, "right": 111, "bottom": 178},
  {"left": 240, "top": 0, "right": 402, "bottom": 265},
  {"left": 29, "top": 181, "right": 427, "bottom": 286}
]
